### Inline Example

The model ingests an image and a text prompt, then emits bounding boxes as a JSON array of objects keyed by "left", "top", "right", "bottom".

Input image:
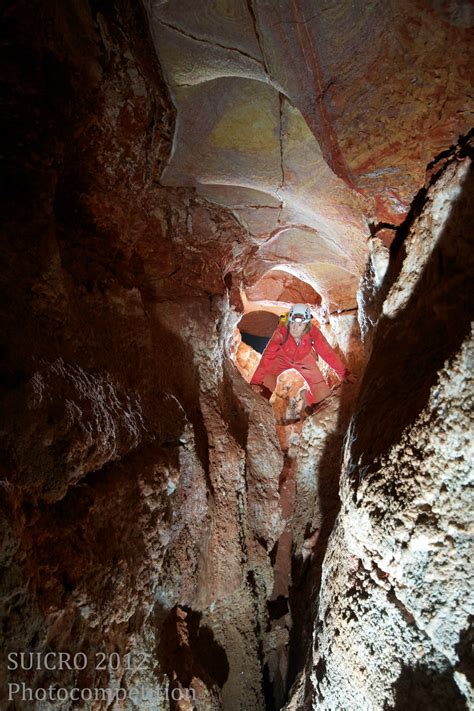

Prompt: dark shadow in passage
[
  {"left": 156, "top": 605, "right": 229, "bottom": 708},
  {"left": 455, "top": 616, "right": 474, "bottom": 689},
  {"left": 389, "top": 664, "right": 467, "bottom": 711},
  {"left": 241, "top": 331, "right": 271, "bottom": 354},
  {"left": 143, "top": 308, "right": 215, "bottom": 499}
]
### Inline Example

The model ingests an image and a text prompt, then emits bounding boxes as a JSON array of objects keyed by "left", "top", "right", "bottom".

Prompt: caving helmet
[{"left": 288, "top": 303, "right": 312, "bottom": 323}]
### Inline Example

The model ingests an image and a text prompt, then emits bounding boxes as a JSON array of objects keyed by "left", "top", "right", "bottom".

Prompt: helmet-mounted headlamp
[{"left": 288, "top": 304, "right": 312, "bottom": 323}]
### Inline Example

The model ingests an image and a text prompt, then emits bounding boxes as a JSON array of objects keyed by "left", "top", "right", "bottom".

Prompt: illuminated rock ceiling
[{"left": 145, "top": 0, "right": 472, "bottom": 310}]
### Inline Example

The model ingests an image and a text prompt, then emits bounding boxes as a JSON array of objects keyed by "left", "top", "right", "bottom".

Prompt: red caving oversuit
[{"left": 250, "top": 322, "right": 349, "bottom": 405}]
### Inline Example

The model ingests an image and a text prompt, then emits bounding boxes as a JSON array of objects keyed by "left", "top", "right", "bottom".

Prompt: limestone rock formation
[
  {"left": 286, "top": 141, "right": 474, "bottom": 711},
  {"left": 1, "top": 0, "right": 472, "bottom": 709},
  {"left": 1, "top": 1, "right": 270, "bottom": 707}
]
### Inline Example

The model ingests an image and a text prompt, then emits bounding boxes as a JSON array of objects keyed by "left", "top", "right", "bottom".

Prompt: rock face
[
  {"left": 1, "top": 0, "right": 472, "bottom": 710},
  {"left": 145, "top": 0, "right": 472, "bottom": 312},
  {"left": 0, "top": 1, "right": 281, "bottom": 708},
  {"left": 288, "top": 145, "right": 474, "bottom": 710}
]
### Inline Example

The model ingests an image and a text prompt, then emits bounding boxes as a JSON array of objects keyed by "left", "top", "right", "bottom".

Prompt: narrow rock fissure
[
  {"left": 277, "top": 93, "right": 286, "bottom": 194},
  {"left": 245, "top": 0, "right": 271, "bottom": 76},
  {"left": 155, "top": 18, "right": 265, "bottom": 69}
]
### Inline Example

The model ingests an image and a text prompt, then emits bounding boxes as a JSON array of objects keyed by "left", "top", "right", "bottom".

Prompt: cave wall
[
  {"left": 2, "top": 1, "right": 473, "bottom": 709},
  {"left": 285, "top": 141, "right": 474, "bottom": 710},
  {"left": 144, "top": 0, "right": 473, "bottom": 315},
  {"left": 0, "top": 2, "right": 286, "bottom": 708}
]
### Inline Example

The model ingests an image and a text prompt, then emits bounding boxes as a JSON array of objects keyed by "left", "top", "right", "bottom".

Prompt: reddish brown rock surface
[
  {"left": 146, "top": 0, "right": 472, "bottom": 316},
  {"left": 0, "top": 1, "right": 276, "bottom": 707},
  {"left": 285, "top": 141, "right": 474, "bottom": 711},
  {"left": 1, "top": 0, "right": 472, "bottom": 709}
]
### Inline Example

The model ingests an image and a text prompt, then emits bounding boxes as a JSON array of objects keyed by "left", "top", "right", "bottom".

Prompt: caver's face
[{"left": 289, "top": 321, "right": 306, "bottom": 339}]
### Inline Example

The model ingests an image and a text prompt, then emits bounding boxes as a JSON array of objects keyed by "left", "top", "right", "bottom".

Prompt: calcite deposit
[{"left": 1, "top": 0, "right": 472, "bottom": 710}]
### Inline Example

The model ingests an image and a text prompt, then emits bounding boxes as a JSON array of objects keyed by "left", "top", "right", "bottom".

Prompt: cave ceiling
[{"left": 145, "top": 0, "right": 473, "bottom": 311}]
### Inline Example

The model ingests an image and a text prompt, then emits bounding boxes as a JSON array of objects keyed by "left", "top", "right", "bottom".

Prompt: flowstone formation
[{"left": 1, "top": 0, "right": 473, "bottom": 710}]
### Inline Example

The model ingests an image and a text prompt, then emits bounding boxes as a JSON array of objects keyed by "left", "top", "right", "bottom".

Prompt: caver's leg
[
  {"left": 250, "top": 354, "right": 280, "bottom": 386},
  {"left": 251, "top": 355, "right": 289, "bottom": 399},
  {"left": 294, "top": 358, "right": 332, "bottom": 405}
]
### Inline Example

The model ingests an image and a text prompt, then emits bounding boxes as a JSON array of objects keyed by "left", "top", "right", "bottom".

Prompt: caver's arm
[{"left": 310, "top": 326, "right": 349, "bottom": 380}]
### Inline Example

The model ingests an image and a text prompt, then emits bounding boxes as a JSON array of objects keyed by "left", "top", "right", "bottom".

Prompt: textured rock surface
[
  {"left": 2, "top": 0, "right": 473, "bottom": 709},
  {"left": 145, "top": 0, "right": 473, "bottom": 315},
  {"left": 287, "top": 147, "right": 474, "bottom": 710},
  {"left": 145, "top": 0, "right": 371, "bottom": 313},
  {"left": 246, "top": 270, "right": 321, "bottom": 308},
  {"left": 0, "top": 2, "right": 282, "bottom": 708}
]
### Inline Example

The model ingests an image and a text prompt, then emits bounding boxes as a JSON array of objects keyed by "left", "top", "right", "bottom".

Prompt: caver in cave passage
[{"left": 250, "top": 303, "right": 356, "bottom": 416}]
